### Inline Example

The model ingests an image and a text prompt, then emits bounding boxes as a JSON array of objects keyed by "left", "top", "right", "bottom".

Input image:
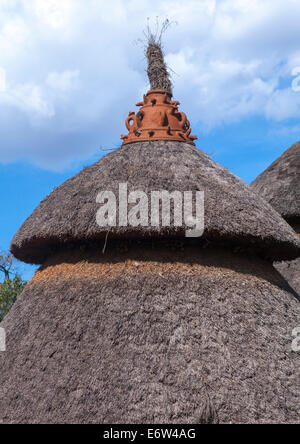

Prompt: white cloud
[
  {"left": 10, "top": 83, "right": 54, "bottom": 116},
  {"left": 265, "top": 88, "right": 300, "bottom": 121},
  {"left": 291, "top": 67, "right": 300, "bottom": 92},
  {"left": 30, "top": 0, "right": 74, "bottom": 29},
  {"left": 0, "top": 67, "right": 6, "bottom": 92},
  {"left": 0, "top": 0, "right": 300, "bottom": 169},
  {"left": 46, "top": 70, "right": 80, "bottom": 92},
  {"left": 0, "top": 77, "right": 54, "bottom": 117}
]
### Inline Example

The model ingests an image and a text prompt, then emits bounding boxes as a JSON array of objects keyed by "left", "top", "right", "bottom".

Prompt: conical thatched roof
[
  {"left": 1, "top": 246, "right": 299, "bottom": 424},
  {"left": 251, "top": 142, "right": 300, "bottom": 220},
  {"left": 10, "top": 141, "right": 300, "bottom": 264}
]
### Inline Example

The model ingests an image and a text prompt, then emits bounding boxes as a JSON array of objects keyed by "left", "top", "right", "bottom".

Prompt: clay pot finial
[{"left": 121, "top": 89, "right": 197, "bottom": 145}]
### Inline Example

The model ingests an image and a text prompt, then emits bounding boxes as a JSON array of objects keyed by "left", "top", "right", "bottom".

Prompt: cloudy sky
[{"left": 0, "top": 0, "right": 300, "bottom": 278}]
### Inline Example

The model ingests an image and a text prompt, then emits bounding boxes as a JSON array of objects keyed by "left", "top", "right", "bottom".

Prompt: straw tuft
[{"left": 145, "top": 20, "right": 173, "bottom": 92}]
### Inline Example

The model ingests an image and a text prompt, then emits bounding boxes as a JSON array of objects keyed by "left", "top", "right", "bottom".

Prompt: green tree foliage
[{"left": 0, "top": 252, "right": 26, "bottom": 322}]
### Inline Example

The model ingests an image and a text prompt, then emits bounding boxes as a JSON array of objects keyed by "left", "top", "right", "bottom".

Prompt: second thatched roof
[{"left": 251, "top": 142, "right": 300, "bottom": 220}]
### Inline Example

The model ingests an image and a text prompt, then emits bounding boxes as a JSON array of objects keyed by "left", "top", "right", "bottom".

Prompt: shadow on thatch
[{"left": 29, "top": 244, "right": 299, "bottom": 300}]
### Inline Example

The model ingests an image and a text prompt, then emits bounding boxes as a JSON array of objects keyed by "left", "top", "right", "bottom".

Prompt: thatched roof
[
  {"left": 251, "top": 142, "right": 300, "bottom": 297},
  {"left": 1, "top": 246, "right": 299, "bottom": 424},
  {"left": 251, "top": 142, "right": 300, "bottom": 220},
  {"left": 10, "top": 141, "right": 300, "bottom": 264},
  {"left": 275, "top": 259, "right": 300, "bottom": 296}
]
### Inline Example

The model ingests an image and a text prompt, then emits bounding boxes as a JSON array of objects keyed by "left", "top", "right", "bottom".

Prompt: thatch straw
[
  {"left": 1, "top": 246, "right": 299, "bottom": 424},
  {"left": 10, "top": 141, "right": 300, "bottom": 264},
  {"left": 251, "top": 142, "right": 300, "bottom": 296},
  {"left": 251, "top": 141, "right": 300, "bottom": 220},
  {"left": 275, "top": 258, "right": 300, "bottom": 296},
  {"left": 146, "top": 21, "right": 172, "bottom": 92}
]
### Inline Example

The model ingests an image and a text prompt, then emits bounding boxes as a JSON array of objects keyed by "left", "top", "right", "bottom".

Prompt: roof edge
[{"left": 10, "top": 229, "right": 300, "bottom": 265}]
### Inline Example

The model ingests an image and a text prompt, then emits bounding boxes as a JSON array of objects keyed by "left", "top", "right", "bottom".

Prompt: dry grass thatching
[
  {"left": 275, "top": 220, "right": 300, "bottom": 297},
  {"left": 10, "top": 141, "right": 300, "bottom": 264},
  {"left": 275, "top": 258, "right": 300, "bottom": 296},
  {"left": 276, "top": 218, "right": 300, "bottom": 297},
  {"left": 0, "top": 247, "right": 299, "bottom": 424},
  {"left": 251, "top": 141, "right": 300, "bottom": 220},
  {"left": 251, "top": 143, "right": 300, "bottom": 296}
]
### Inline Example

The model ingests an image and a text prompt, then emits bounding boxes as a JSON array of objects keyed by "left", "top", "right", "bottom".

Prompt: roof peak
[
  {"left": 121, "top": 28, "right": 197, "bottom": 145},
  {"left": 146, "top": 21, "right": 173, "bottom": 92}
]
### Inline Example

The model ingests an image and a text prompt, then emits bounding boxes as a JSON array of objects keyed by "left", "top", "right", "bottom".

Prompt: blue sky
[{"left": 0, "top": 0, "right": 300, "bottom": 280}]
